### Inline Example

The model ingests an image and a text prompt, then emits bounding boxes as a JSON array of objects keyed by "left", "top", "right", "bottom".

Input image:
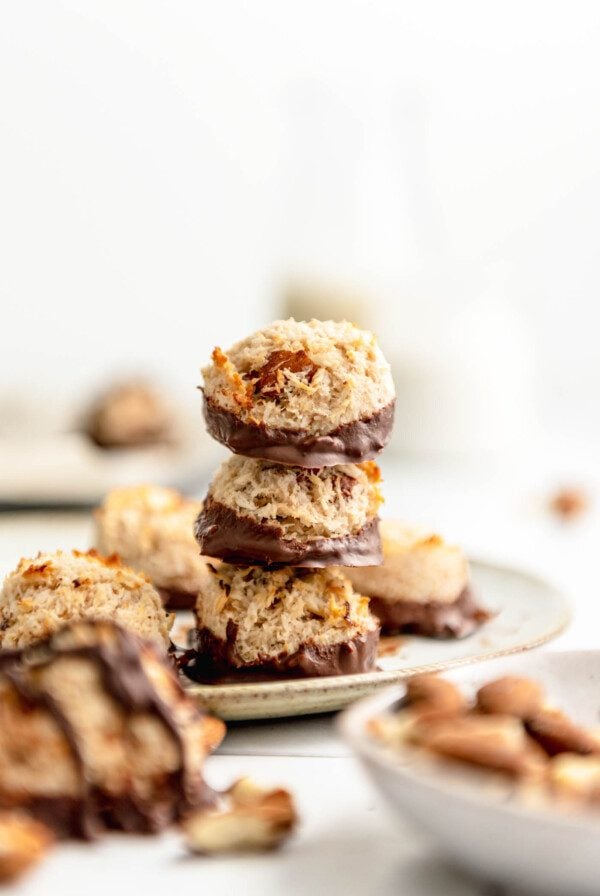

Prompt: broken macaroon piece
[
  {"left": 0, "top": 813, "right": 53, "bottom": 883},
  {"left": 0, "top": 620, "right": 222, "bottom": 839},
  {"left": 182, "top": 778, "right": 297, "bottom": 854}
]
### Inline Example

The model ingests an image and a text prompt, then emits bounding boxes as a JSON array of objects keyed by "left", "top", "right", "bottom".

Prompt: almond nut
[
  {"left": 414, "top": 714, "right": 547, "bottom": 776},
  {"left": 405, "top": 674, "right": 466, "bottom": 715},
  {"left": 526, "top": 709, "right": 600, "bottom": 757},
  {"left": 476, "top": 676, "right": 545, "bottom": 719}
]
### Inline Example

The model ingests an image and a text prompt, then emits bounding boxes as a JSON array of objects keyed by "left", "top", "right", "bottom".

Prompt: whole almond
[
  {"left": 476, "top": 676, "right": 545, "bottom": 719},
  {"left": 405, "top": 674, "right": 466, "bottom": 715},
  {"left": 414, "top": 714, "right": 548, "bottom": 777},
  {"left": 526, "top": 709, "right": 600, "bottom": 757}
]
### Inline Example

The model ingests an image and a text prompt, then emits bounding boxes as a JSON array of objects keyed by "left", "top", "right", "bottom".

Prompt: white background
[
  {"left": 1, "top": 0, "right": 600, "bottom": 452},
  {"left": 2, "top": 11, "right": 600, "bottom": 889}
]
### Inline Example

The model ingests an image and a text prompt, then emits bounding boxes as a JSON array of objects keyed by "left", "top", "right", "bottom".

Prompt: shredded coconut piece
[
  {"left": 207, "top": 456, "right": 383, "bottom": 539},
  {"left": 0, "top": 550, "right": 172, "bottom": 650},
  {"left": 198, "top": 565, "right": 377, "bottom": 664},
  {"left": 95, "top": 485, "right": 210, "bottom": 595},
  {"left": 202, "top": 319, "right": 395, "bottom": 435}
]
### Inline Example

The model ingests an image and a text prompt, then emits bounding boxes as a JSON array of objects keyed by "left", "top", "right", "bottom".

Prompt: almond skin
[
  {"left": 526, "top": 709, "right": 600, "bottom": 757},
  {"left": 476, "top": 676, "right": 545, "bottom": 720},
  {"left": 405, "top": 674, "right": 466, "bottom": 715},
  {"left": 414, "top": 714, "right": 547, "bottom": 776}
]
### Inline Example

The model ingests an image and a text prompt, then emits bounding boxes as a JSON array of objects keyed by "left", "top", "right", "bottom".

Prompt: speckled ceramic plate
[{"left": 181, "top": 559, "right": 570, "bottom": 720}]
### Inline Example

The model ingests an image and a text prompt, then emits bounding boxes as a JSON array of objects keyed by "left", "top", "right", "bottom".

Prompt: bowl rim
[{"left": 338, "top": 649, "right": 600, "bottom": 835}]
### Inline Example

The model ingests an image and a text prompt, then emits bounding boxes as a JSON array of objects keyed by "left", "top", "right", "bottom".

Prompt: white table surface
[{"left": 1, "top": 450, "right": 598, "bottom": 896}]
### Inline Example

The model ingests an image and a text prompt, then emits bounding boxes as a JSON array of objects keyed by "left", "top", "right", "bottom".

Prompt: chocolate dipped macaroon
[
  {"left": 0, "top": 550, "right": 172, "bottom": 656},
  {"left": 194, "top": 456, "right": 383, "bottom": 568},
  {"left": 201, "top": 318, "right": 395, "bottom": 467},
  {"left": 84, "top": 380, "right": 175, "bottom": 449},
  {"left": 345, "top": 522, "right": 491, "bottom": 639},
  {"left": 95, "top": 485, "right": 212, "bottom": 610},
  {"left": 0, "top": 620, "right": 224, "bottom": 839},
  {"left": 185, "top": 564, "right": 380, "bottom": 680}
]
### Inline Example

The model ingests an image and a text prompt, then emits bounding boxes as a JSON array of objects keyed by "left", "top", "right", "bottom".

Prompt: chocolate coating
[
  {"left": 0, "top": 649, "right": 21, "bottom": 669},
  {"left": 203, "top": 395, "right": 395, "bottom": 467},
  {"left": 184, "top": 620, "right": 380, "bottom": 681},
  {"left": 369, "top": 586, "right": 491, "bottom": 639},
  {"left": 194, "top": 499, "right": 382, "bottom": 568},
  {"left": 157, "top": 587, "right": 197, "bottom": 611},
  {"left": 1, "top": 624, "right": 214, "bottom": 839}
]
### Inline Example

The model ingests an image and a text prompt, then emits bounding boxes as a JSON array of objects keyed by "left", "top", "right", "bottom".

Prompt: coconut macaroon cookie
[
  {"left": 85, "top": 380, "right": 175, "bottom": 449},
  {"left": 345, "top": 521, "right": 490, "bottom": 638},
  {"left": 0, "top": 620, "right": 224, "bottom": 838},
  {"left": 195, "top": 456, "right": 383, "bottom": 567},
  {"left": 0, "top": 550, "right": 171, "bottom": 655},
  {"left": 185, "top": 565, "right": 379, "bottom": 679},
  {"left": 95, "top": 485, "right": 210, "bottom": 610},
  {"left": 202, "top": 319, "right": 395, "bottom": 467}
]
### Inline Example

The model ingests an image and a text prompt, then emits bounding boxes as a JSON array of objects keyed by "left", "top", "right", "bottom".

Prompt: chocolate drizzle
[
  {"left": 0, "top": 623, "right": 214, "bottom": 839},
  {"left": 203, "top": 395, "right": 395, "bottom": 467},
  {"left": 184, "top": 624, "right": 380, "bottom": 682},
  {"left": 368, "top": 586, "right": 492, "bottom": 639},
  {"left": 3, "top": 665, "right": 99, "bottom": 840},
  {"left": 194, "top": 499, "right": 382, "bottom": 568}
]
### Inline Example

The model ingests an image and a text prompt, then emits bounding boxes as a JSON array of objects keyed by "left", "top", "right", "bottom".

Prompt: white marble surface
[{"left": 1, "top": 453, "right": 599, "bottom": 894}]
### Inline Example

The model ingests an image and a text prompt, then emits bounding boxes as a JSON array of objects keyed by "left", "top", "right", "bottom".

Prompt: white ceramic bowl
[{"left": 339, "top": 650, "right": 600, "bottom": 896}]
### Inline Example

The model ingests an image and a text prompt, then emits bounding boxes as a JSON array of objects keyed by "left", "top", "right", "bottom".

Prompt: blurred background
[{"left": 1, "top": 1, "right": 599, "bottom": 523}]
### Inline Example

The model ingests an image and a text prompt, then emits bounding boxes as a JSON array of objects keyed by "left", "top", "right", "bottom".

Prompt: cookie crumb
[
  {"left": 0, "top": 813, "right": 53, "bottom": 882},
  {"left": 182, "top": 778, "right": 297, "bottom": 854},
  {"left": 550, "top": 487, "right": 589, "bottom": 521}
]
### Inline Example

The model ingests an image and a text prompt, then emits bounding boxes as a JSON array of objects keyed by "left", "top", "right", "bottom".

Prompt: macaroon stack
[{"left": 186, "top": 319, "right": 396, "bottom": 680}]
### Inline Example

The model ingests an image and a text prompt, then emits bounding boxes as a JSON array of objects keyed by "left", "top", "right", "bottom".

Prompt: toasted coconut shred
[
  {"left": 198, "top": 565, "right": 377, "bottom": 664},
  {"left": 95, "top": 485, "right": 209, "bottom": 595},
  {"left": 345, "top": 520, "right": 469, "bottom": 605},
  {"left": 208, "top": 456, "right": 383, "bottom": 540},
  {"left": 0, "top": 550, "right": 171, "bottom": 651},
  {"left": 202, "top": 319, "right": 395, "bottom": 434}
]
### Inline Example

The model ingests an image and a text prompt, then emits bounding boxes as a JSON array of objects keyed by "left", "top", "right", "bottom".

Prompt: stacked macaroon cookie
[{"left": 186, "top": 318, "right": 396, "bottom": 680}]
